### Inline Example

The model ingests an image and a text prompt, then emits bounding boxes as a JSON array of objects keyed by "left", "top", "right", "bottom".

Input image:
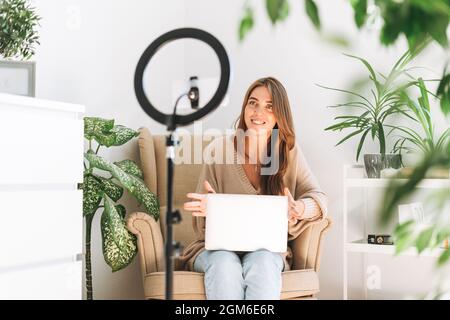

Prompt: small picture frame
[
  {"left": 398, "top": 202, "right": 425, "bottom": 224},
  {"left": 0, "top": 60, "right": 36, "bottom": 97}
]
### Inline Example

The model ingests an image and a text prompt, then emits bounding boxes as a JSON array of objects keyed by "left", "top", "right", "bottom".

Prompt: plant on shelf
[
  {"left": 322, "top": 46, "right": 426, "bottom": 178},
  {"left": 389, "top": 78, "right": 450, "bottom": 174},
  {"left": 378, "top": 92, "right": 449, "bottom": 298},
  {"left": 0, "top": 0, "right": 41, "bottom": 60},
  {"left": 81, "top": 117, "right": 159, "bottom": 300}
]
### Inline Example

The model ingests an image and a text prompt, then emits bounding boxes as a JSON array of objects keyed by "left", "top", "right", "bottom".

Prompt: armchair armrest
[
  {"left": 289, "top": 217, "right": 332, "bottom": 271},
  {"left": 126, "top": 212, "right": 165, "bottom": 275}
]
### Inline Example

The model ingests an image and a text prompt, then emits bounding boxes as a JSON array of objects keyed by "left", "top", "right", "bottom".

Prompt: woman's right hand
[{"left": 183, "top": 180, "right": 216, "bottom": 217}]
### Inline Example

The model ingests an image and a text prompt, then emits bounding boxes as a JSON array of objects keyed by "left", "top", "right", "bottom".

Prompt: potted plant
[
  {"left": 81, "top": 117, "right": 159, "bottom": 300},
  {"left": 389, "top": 78, "right": 450, "bottom": 178},
  {"left": 322, "top": 48, "right": 425, "bottom": 178},
  {"left": 0, "top": 0, "right": 40, "bottom": 96}
]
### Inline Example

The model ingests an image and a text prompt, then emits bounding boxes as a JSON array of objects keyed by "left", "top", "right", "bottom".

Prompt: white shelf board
[
  {"left": 345, "top": 239, "right": 446, "bottom": 258},
  {"left": 345, "top": 178, "right": 450, "bottom": 189},
  {"left": 0, "top": 92, "right": 84, "bottom": 113}
]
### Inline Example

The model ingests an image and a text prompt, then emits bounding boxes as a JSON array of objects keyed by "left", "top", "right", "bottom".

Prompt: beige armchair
[{"left": 126, "top": 128, "right": 332, "bottom": 300}]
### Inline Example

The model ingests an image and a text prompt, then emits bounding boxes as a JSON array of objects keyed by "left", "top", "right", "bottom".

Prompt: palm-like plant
[
  {"left": 379, "top": 94, "right": 450, "bottom": 294},
  {"left": 390, "top": 78, "right": 450, "bottom": 160},
  {"left": 82, "top": 117, "right": 159, "bottom": 300},
  {"left": 322, "top": 50, "right": 418, "bottom": 162}
]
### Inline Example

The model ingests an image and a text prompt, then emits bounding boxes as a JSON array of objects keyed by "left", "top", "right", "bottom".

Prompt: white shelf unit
[
  {"left": 342, "top": 164, "right": 450, "bottom": 300},
  {"left": 0, "top": 93, "right": 85, "bottom": 299}
]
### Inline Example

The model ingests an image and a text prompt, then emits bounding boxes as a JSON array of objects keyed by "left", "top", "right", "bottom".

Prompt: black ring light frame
[
  {"left": 134, "top": 28, "right": 230, "bottom": 300},
  {"left": 135, "top": 27, "right": 230, "bottom": 128}
]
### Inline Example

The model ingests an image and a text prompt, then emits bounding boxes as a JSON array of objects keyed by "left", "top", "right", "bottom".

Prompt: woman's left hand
[{"left": 284, "top": 188, "right": 305, "bottom": 223}]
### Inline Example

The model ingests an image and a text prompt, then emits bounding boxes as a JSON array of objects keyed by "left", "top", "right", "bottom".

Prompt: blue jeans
[{"left": 193, "top": 249, "right": 284, "bottom": 300}]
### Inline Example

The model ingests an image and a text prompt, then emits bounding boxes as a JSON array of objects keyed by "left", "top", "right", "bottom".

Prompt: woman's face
[{"left": 244, "top": 86, "right": 277, "bottom": 136}]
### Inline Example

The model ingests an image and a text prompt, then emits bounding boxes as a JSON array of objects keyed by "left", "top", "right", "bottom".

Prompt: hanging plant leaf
[
  {"left": 82, "top": 174, "right": 103, "bottom": 217},
  {"left": 305, "top": 0, "right": 320, "bottom": 30},
  {"left": 266, "top": 0, "right": 289, "bottom": 25},
  {"left": 437, "top": 71, "right": 450, "bottom": 116},
  {"left": 239, "top": 6, "right": 254, "bottom": 42},
  {"left": 351, "top": 0, "right": 368, "bottom": 28},
  {"left": 101, "top": 195, "right": 137, "bottom": 272},
  {"left": 114, "top": 159, "right": 144, "bottom": 180}
]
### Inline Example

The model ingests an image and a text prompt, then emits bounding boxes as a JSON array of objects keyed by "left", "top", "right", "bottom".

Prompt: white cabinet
[
  {"left": 0, "top": 93, "right": 84, "bottom": 300},
  {"left": 342, "top": 165, "right": 450, "bottom": 300}
]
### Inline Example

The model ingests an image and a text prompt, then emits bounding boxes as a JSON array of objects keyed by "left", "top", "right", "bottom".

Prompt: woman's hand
[
  {"left": 284, "top": 187, "right": 305, "bottom": 223},
  {"left": 183, "top": 180, "right": 216, "bottom": 217}
]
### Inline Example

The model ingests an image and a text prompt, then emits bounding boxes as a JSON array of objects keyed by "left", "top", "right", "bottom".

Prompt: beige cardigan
[{"left": 177, "top": 134, "right": 328, "bottom": 271}]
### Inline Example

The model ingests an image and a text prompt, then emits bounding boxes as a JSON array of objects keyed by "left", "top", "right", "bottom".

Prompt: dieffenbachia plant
[{"left": 81, "top": 117, "right": 159, "bottom": 300}]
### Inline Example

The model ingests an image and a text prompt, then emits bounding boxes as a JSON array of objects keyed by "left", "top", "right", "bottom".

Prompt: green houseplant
[
  {"left": 81, "top": 117, "right": 159, "bottom": 300},
  {"left": 378, "top": 82, "right": 449, "bottom": 298},
  {"left": 321, "top": 48, "right": 426, "bottom": 178},
  {"left": 389, "top": 78, "right": 450, "bottom": 174},
  {"left": 0, "top": 0, "right": 40, "bottom": 60}
]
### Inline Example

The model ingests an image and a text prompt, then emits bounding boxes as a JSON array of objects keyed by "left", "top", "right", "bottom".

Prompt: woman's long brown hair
[{"left": 234, "top": 77, "right": 296, "bottom": 195}]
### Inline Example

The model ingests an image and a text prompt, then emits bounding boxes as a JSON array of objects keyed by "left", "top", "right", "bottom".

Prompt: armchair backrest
[{"left": 138, "top": 127, "right": 213, "bottom": 247}]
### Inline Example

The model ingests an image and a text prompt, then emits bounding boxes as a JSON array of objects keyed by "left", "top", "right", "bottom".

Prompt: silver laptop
[{"left": 205, "top": 193, "right": 288, "bottom": 253}]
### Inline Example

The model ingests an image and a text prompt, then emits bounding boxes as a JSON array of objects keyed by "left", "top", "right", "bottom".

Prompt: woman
[{"left": 179, "top": 77, "right": 327, "bottom": 300}]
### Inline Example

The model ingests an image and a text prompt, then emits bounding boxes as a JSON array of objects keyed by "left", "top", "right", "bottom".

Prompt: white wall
[{"left": 31, "top": 0, "right": 448, "bottom": 299}]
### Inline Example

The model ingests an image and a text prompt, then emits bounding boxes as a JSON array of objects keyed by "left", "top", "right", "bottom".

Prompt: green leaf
[
  {"left": 438, "top": 248, "right": 450, "bottom": 266},
  {"left": 111, "top": 125, "right": 139, "bottom": 146},
  {"left": 393, "top": 221, "right": 416, "bottom": 254},
  {"left": 335, "top": 128, "right": 365, "bottom": 147},
  {"left": 416, "top": 227, "right": 434, "bottom": 254},
  {"left": 84, "top": 117, "right": 114, "bottom": 141},
  {"left": 394, "top": 233, "right": 416, "bottom": 255},
  {"left": 82, "top": 175, "right": 103, "bottom": 217},
  {"left": 114, "top": 159, "right": 144, "bottom": 180},
  {"left": 93, "top": 132, "right": 116, "bottom": 147},
  {"left": 351, "top": 0, "right": 368, "bottom": 28},
  {"left": 305, "top": 0, "right": 320, "bottom": 30},
  {"left": 115, "top": 204, "right": 126, "bottom": 219},
  {"left": 85, "top": 153, "right": 159, "bottom": 220},
  {"left": 266, "top": 0, "right": 289, "bottom": 25},
  {"left": 356, "top": 128, "right": 370, "bottom": 162},
  {"left": 344, "top": 53, "right": 380, "bottom": 95},
  {"left": 101, "top": 195, "right": 137, "bottom": 272},
  {"left": 377, "top": 121, "right": 386, "bottom": 155},
  {"left": 437, "top": 72, "right": 450, "bottom": 116},
  {"left": 239, "top": 7, "right": 254, "bottom": 42},
  {"left": 395, "top": 220, "right": 415, "bottom": 238},
  {"left": 99, "top": 177, "right": 123, "bottom": 202},
  {"left": 427, "top": 13, "right": 449, "bottom": 47}
]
